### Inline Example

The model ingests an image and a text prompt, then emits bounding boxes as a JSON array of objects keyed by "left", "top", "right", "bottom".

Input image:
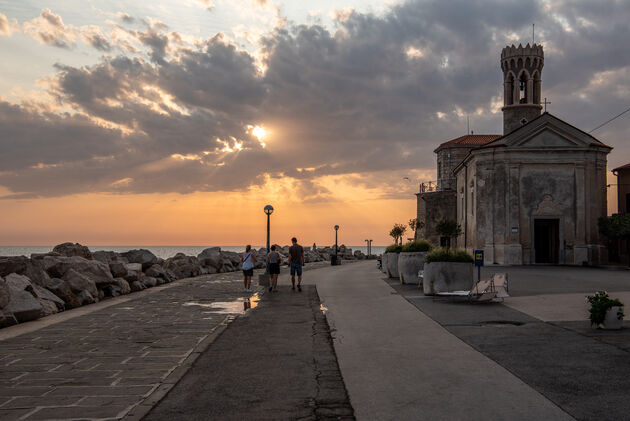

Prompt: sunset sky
[{"left": 1, "top": 0, "right": 629, "bottom": 246}]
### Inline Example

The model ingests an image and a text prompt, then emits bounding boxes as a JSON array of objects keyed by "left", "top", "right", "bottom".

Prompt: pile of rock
[{"left": 0, "top": 242, "right": 364, "bottom": 328}]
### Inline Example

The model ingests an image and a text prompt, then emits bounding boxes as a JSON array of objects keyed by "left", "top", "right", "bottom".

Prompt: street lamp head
[
  {"left": 264, "top": 204, "right": 274, "bottom": 215},
  {"left": 334, "top": 225, "right": 339, "bottom": 230}
]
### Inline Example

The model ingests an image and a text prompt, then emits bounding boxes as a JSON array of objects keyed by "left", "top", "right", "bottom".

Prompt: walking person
[
  {"left": 288, "top": 237, "right": 305, "bottom": 291},
  {"left": 267, "top": 245, "right": 281, "bottom": 292},
  {"left": 241, "top": 245, "right": 257, "bottom": 291}
]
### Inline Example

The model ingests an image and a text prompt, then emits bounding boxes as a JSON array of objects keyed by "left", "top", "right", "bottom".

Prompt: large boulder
[
  {"left": 0, "top": 256, "right": 50, "bottom": 287},
  {"left": 123, "top": 263, "right": 143, "bottom": 282},
  {"left": 0, "top": 277, "right": 9, "bottom": 309},
  {"left": 52, "top": 242, "right": 93, "bottom": 259},
  {"left": 31, "top": 284, "right": 64, "bottom": 311},
  {"left": 129, "top": 281, "right": 145, "bottom": 292},
  {"left": 145, "top": 264, "right": 176, "bottom": 282},
  {"left": 42, "top": 256, "right": 114, "bottom": 288},
  {"left": 5, "top": 275, "right": 42, "bottom": 322},
  {"left": 76, "top": 290, "right": 95, "bottom": 305},
  {"left": 92, "top": 251, "right": 118, "bottom": 264},
  {"left": 164, "top": 254, "right": 202, "bottom": 279},
  {"left": 121, "top": 249, "right": 158, "bottom": 270},
  {"left": 43, "top": 278, "right": 81, "bottom": 309},
  {"left": 114, "top": 278, "right": 131, "bottom": 295},
  {"left": 197, "top": 248, "right": 223, "bottom": 270},
  {"left": 142, "top": 277, "right": 157, "bottom": 288},
  {"left": 0, "top": 256, "right": 28, "bottom": 277},
  {"left": 62, "top": 268, "right": 98, "bottom": 298},
  {"left": 0, "top": 311, "right": 18, "bottom": 328},
  {"left": 109, "top": 262, "right": 128, "bottom": 278}
]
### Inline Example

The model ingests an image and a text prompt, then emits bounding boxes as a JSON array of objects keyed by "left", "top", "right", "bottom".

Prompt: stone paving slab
[{"left": 0, "top": 270, "right": 261, "bottom": 421}]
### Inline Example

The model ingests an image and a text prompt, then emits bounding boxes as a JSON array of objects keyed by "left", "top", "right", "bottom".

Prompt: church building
[{"left": 418, "top": 43, "right": 612, "bottom": 265}]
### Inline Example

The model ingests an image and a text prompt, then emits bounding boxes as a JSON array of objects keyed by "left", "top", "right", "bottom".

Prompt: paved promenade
[
  {"left": 2, "top": 259, "right": 630, "bottom": 420},
  {"left": 0, "top": 270, "right": 262, "bottom": 421}
]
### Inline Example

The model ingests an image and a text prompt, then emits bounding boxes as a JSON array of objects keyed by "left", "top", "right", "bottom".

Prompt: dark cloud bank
[{"left": 1, "top": 0, "right": 629, "bottom": 198}]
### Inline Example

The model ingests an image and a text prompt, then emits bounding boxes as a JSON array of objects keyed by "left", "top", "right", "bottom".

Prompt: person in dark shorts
[
  {"left": 241, "top": 245, "right": 257, "bottom": 292},
  {"left": 267, "top": 245, "right": 281, "bottom": 292},
  {"left": 288, "top": 237, "right": 305, "bottom": 291}
]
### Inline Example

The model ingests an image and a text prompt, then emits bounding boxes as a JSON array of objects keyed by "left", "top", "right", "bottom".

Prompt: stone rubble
[{"left": 0, "top": 242, "right": 368, "bottom": 328}]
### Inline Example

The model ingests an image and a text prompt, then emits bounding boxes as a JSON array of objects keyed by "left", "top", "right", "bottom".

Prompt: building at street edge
[{"left": 417, "top": 43, "right": 612, "bottom": 265}]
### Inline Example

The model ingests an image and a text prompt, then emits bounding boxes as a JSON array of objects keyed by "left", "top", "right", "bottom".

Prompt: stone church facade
[{"left": 418, "top": 43, "right": 612, "bottom": 265}]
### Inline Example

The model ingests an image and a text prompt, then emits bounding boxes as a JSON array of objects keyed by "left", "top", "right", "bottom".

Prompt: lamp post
[
  {"left": 365, "top": 239, "right": 373, "bottom": 258},
  {"left": 334, "top": 225, "right": 339, "bottom": 265},
  {"left": 259, "top": 204, "right": 273, "bottom": 286}
]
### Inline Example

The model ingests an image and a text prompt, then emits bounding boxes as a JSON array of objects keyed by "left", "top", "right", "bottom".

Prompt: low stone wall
[
  {"left": 423, "top": 262, "right": 473, "bottom": 295},
  {"left": 398, "top": 252, "right": 427, "bottom": 285},
  {"left": 0, "top": 242, "right": 367, "bottom": 328}
]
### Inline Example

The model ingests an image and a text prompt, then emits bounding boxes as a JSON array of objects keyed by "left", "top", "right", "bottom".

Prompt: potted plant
[
  {"left": 586, "top": 291, "right": 624, "bottom": 330},
  {"left": 384, "top": 244, "right": 402, "bottom": 278},
  {"left": 423, "top": 249, "right": 474, "bottom": 295},
  {"left": 398, "top": 240, "right": 432, "bottom": 285}
]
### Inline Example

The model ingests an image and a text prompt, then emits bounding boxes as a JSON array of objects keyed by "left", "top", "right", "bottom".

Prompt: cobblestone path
[{"left": 0, "top": 270, "right": 260, "bottom": 421}]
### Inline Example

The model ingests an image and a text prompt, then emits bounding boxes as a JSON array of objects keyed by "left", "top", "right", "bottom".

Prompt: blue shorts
[{"left": 290, "top": 262, "right": 302, "bottom": 276}]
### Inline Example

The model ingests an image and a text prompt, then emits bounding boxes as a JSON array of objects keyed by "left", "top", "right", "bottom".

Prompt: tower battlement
[{"left": 501, "top": 43, "right": 544, "bottom": 60}]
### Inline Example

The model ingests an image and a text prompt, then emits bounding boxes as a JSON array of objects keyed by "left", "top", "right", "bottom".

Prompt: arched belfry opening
[
  {"left": 501, "top": 43, "right": 544, "bottom": 134},
  {"left": 518, "top": 71, "right": 529, "bottom": 104}
]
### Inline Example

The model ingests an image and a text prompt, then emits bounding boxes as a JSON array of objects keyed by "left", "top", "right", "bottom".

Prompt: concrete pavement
[{"left": 306, "top": 262, "right": 573, "bottom": 421}]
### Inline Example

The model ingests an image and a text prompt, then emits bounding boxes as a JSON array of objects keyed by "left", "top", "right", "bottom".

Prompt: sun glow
[{"left": 252, "top": 125, "right": 266, "bottom": 141}]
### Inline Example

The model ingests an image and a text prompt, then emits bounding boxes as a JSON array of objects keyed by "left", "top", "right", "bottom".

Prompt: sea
[{"left": 0, "top": 245, "right": 386, "bottom": 259}]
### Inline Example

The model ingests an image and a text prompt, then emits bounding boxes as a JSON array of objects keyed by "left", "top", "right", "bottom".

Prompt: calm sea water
[{"left": 0, "top": 245, "right": 386, "bottom": 259}]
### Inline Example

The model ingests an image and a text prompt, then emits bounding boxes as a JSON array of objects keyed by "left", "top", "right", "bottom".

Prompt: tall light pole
[
  {"left": 263, "top": 205, "right": 274, "bottom": 278},
  {"left": 334, "top": 225, "right": 339, "bottom": 265},
  {"left": 365, "top": 239, "right": 373, "bottom": 258}
]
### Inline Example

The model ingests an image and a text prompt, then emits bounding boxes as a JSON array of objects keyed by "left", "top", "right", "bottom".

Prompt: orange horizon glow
[{"left": 0, "top": 176, "right": 417, "bottom": 247}]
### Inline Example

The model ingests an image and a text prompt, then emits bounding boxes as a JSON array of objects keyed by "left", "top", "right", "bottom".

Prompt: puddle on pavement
[
  {"left": 184, "top": 293, "right": 260, "bottom": 314},
  {"left": 320, "top": 304, "right": 328, "bottom": 315}
]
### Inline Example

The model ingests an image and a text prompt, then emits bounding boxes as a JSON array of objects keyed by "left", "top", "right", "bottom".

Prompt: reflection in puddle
[
  {"left": 320, "top": 304, "right": 328, "bottom": 315},
  {"left": 184, "top": 293, "right": 260, "bottom": 314}
]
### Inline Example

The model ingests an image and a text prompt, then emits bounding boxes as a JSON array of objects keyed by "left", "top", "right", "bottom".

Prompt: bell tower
[{"left": 501, "top": 43, "right": 544, "bottom": 134}]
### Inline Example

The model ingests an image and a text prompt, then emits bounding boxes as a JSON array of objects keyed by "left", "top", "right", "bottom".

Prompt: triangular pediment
[{"left": 485, "top": 113, "right": 611, "bottom": 151}]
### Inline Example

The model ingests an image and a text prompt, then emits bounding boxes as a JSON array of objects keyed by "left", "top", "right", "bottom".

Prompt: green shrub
[
  {"left": 385, "top": 244, "right": 403, "bottom": 253},
  {"left": 425, "top": 248, "right": 474, "bottom": 263},
  {"left": 401, "top": 240, "right": 432, "bottom": 252},
  {"left": 586, "top": 291, "right": 624, "bottom": 326}
]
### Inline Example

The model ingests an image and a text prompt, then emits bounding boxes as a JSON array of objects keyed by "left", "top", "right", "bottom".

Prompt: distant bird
[{"left": 403, "top": 177, "right": 410, "bottom": 181}]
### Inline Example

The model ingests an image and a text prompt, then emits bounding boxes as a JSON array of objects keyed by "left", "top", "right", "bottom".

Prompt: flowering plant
[{"left": 586, "top": 291, "right": 624, "bottom": 326}]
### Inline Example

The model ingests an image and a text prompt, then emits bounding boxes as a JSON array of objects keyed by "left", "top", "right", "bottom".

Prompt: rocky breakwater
[{"left": 0, "top": 242, "right": 366, "bottom": 328}]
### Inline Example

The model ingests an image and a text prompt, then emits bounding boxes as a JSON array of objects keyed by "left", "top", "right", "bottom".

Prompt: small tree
[
  {"left": 436, "top": 219, "right": 462, "bottom": 250},
  {"left": 408, "top": 218, "right": 424, "bottom": 239},
  {"left": 389, "top": 223, "right": 407, "bottom": 246},
  {"left": 598, "top": 214, "right": 630, "bottom": 267}
]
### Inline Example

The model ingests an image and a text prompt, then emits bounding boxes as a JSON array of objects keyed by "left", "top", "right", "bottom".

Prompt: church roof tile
[{"left": 437, "top": 134, "right": 501, "bottom": 149}]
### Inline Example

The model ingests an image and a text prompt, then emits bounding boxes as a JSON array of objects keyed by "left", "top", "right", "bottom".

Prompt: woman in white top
[{"left": 241, "top": 245, "right": 257, "bottom": 291}]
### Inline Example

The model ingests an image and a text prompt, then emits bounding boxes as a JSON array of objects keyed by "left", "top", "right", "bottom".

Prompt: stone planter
[
  {"left": 380, "top": 254, "right": 388, "bottom": 273},
  {"left": 423, "top": 262, "right": 473, "bottom": 295},
  {"left": 398, "top": 252, "right": 427, "bottom": 285},
  {"left": 601, "top": 306, "right": 624, "bottom": 330},
  {"left": 385, "top": 253, "right": 400, "bottom": 278}
]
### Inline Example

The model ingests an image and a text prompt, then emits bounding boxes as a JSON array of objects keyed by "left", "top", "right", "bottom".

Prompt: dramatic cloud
[
  {"left": 1, "top": 0, "right": 629, "bottom": 199},
  {"left": 23, "top": 8, "right": 78, "bottom": 49},
  {"left": 0, "top": 12, "right": 19, "bottom": 36}
]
